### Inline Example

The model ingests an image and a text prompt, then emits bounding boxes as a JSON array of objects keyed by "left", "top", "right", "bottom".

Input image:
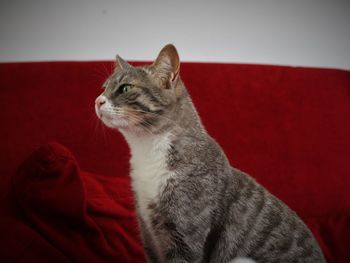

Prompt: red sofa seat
[{"left": 0, "top": 62, "right": 349, "bottom": 262}]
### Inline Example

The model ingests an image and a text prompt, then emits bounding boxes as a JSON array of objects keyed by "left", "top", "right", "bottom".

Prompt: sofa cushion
[{"left": 12, "top": 142, "right": 145, "bottom": 263}]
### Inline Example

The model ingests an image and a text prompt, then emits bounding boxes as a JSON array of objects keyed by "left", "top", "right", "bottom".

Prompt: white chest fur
[{"left": 122, "top": 132, "right": 173, "bottom": 227}]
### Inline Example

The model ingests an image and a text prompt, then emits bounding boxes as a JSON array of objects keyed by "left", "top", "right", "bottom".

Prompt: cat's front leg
[
  {"left": 156, "top": 219, "right": 208, "bottom": 263},
  {"left": 139, "top": 217, "right": 161, "bottom": 263},
  {"left": 152, "top": 197, "right": 212, "bottom": 262},
  {"left": 141, "top": 215, "right": 201, "bottom": 263}
]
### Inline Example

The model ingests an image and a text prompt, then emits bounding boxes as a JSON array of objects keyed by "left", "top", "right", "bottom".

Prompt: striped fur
[{"left": 95, "top": 44, "right": 325, "bottom": 262}]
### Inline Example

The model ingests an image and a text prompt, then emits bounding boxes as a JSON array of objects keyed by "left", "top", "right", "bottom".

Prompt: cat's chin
[
  {"left": 102, "top": 118, "right": 131, "bottom": 130},
  {"left": 97, "top": 113, "right": 131, "bottom": 130},
  {"left": 96, "top": 111, "right": 149, "bottom": 134}
]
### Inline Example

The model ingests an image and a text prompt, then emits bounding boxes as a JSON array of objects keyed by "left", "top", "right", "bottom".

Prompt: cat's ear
[
  {"left": 151, "top": 44, "right": 180, "bottom": 88},
  {"left": 115, "top": 55, "right": 131, "bottom": 71}
]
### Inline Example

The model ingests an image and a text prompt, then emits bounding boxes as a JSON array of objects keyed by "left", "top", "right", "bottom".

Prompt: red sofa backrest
[{"left": 0, "top": 62, "right": 349, "bottom": 261}]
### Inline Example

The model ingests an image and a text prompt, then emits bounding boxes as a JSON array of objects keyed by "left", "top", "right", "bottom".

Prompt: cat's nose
[{"left": 95, "top": 96, "right": 106, "bottom": 108}]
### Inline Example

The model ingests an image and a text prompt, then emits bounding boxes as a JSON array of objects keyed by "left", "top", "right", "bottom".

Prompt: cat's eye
[{"left": 118, "top": 84, "right": 134, "bottom": 94}]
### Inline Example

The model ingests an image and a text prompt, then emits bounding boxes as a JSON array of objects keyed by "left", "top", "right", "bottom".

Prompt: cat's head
[{"left": 95, "top": 44, "right": 183, "bottom": 135}]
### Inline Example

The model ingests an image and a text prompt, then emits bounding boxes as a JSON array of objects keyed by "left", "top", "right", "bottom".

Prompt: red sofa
[{"left": 0, "top": 62, "right": 349, "bottom": 262}]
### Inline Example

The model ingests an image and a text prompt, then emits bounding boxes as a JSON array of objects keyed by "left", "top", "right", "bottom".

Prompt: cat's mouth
[
  {"left": 96, "top": 108, "right": 130, "bottom": 129},
  {"left": 95, "top": 103, "right": 151, "bottom": 132}
]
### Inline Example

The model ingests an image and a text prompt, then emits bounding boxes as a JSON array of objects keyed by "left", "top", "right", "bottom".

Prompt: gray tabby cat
[{"left": 95, "top": 44, "right": 325, "bottom": 263}]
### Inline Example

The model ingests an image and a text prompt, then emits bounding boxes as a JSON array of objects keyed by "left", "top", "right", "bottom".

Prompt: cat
[{"left": 95, "top": 44, "right": 326, "bottom": 263}]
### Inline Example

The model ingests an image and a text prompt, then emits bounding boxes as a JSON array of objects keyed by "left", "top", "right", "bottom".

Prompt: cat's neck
[{"left": 121, "top": 131, "right": 173, "bottom": 160}]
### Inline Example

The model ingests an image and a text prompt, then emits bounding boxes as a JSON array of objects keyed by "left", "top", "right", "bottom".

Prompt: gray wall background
[{"left": 1, "top": 0, "right": 349, "bottom": 69}]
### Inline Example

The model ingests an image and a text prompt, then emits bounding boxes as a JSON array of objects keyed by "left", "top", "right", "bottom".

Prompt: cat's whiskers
[
  {"left": 131, "top": 109, "right": 181, "bottom": 128},
  {"left": 101, "top": 107, "right": 123, "bottom": 115},
  {"left": 93, "top": 114, "right": 102, "bottom": 138},
  {"left": 122, "top": 112, "right": 155, "bottom": 136},
  {"left": 99, "top": 118, "right": 110, "bottom": 143},
  {"left": 101, "top": 62, "right": 113, "bottom": 79},
  {"left": 101, "top": 106, "right": 155, "bottom": 135},
  {"left": 108, "top": 61, "right": 114, "bottom": 76},
  {"left": 92, "top": 64, "right": 112, "bottom": 84},
  {"left": 88, "top": 109, "right": 112, "bottom": 144}
]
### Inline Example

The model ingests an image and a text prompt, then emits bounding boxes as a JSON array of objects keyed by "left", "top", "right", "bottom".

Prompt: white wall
[{"left": 1, "top": 0, "right": 349, "bottom": 69}]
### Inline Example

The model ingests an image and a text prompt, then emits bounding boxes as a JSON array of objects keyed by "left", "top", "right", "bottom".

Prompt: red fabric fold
[{"left": 12, "top": 142, "right": 145, "bottom": 262}]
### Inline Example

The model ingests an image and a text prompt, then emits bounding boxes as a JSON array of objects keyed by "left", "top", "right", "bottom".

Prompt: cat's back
[
  {"left": 165, "top": 133, "right": 325, "bottom": 262},
  {"left": 209, "top": 167, "right": 325, "bottom": 262}
]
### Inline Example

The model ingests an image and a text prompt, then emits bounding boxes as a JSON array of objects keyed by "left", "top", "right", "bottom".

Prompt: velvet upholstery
[{"left": 0, "top": 62, "right": 349, "bottom": 262}]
